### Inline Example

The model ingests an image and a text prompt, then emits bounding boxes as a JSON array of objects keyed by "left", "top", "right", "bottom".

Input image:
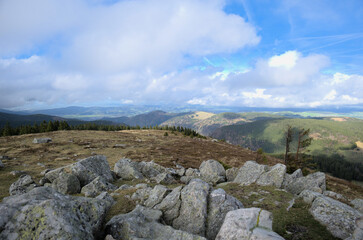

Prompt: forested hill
[{"left": 210, "top": 117, "right": 363, "bottom": 163}]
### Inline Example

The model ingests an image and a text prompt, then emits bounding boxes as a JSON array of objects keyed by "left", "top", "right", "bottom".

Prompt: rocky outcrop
[
  {"left": 33, "top": 138, "right": 52, "bottom": 143},
  {"left": 215, "top": 208, "right": 284, "bottom": 240},
  {"left": 0, "top": 187, "right": 113, "bottom": 240},
  {"left": 284, "top": 171, "right": 326, "bottom": 195},
  {"left": 234, "top": 161, "right": 269, "bottom": 186},
  {"left": 225, "top": 167, "right": 239, "bottom": 182},
  {"left": 256, "top": 163, "right": 286, "bottom": 188},
  {"left": 114, "top": 158, "right": 144, "bottom": 180},
  {"left": 44, "top": 155, "right": 113, "bottom": 190},
  {"left": 299, "top": 190, "right": 362, "bottom": 239},
  {"left": 81, "top": 176, "right": 117, "bottom": 197},
  {"left": 206, "top": 188, "right": 243, "bottom": 240},
  {"left": 144, "top": 185, "right": 171, "bottom": 208},
  {"left": 153, "top": 172, "right": 177, "bottom": 185},
  {"left": 51, "top": 171, "right": 80, "bottom": 194},
  {"left": 351, "top": 199, "right": 363, "bottom": 213},
  {"left": 154, "top": 186, "right": 183, "bottom": 225},
  {"left": 105, "top": 205, "right": 206, "bottom": 240},
  {"left": 199, "top": 159, "right": 226, "bottom": 185},
  {"left": 9, "top": 175, "right": 38, "bottom": 195}
]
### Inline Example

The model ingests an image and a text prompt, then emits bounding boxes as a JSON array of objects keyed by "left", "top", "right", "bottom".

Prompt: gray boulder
[
  {"left": 199, "top": 159, "right": 226, "bottom": 185},
  {"left": 173, "top": 179, "right": 210, "bottom": 236},
  {"left": 310, "top": 194, "right": 362, "bottom": 239},
  {"left": 131, "top": 186, "right": 153, "bottom": 204},
  {"left": 176, "top": 165, "right": 186, "bottom": 176},
  {"left": 206, "top": 188, "right": 244, "bottom": 240},
  {"left": 0, "top": 187, "right": 112, "bottom": 240},
  {"left": 0, "top": 160, "right": 4, "bottom": 168},
  {"left": 215, "top": 208, "right": 284, "bottom": 240},
  {"left": 226, "top": 167, "right": 239, "bottom": 182},
  {"left": 138, "top": 160, "right": 167, "bottom": 178},
  {"left": 181, "top": 168, "right": 202, "bottom": 184},
  {"left": 144, "top": 185, "right": 171, "bottom": 208},
  {"left": 154, "top": 186, "right": 183, "bottom": 225},
  {"left": 153, "top": 172, "right": 177, "bottom": 185},
  {"left": 105, "top": 205, "right": 206, "bottom": 240},
  {"left": 285, "top": 171, "right": 326, "bottom": 195},
  {"left": 299, "top": 190, "right": 323, "bottom": 204},
  {"left": 51, "top": 171, "right": 81, "bottom": 194},
  {"left": 233, "top": 161, "right": 268, "bottom": 186},
  {"left": 323, "top": 190, "right": 347, "bottom": 202},
  {"left": 81, "top": 176, "right": 117, "bottom": 197},
  {"left": 9, "top": 175, "right": 38, "bottom": 195},
  {"left": 33, "top": 137, "right": 52, "bottom": 143},
  {"left": 351, "top": 199, "right": 363, "bottom": 213},
  {"left": 256, "top": 163, "right": 286, "bottom": 188},
  {"left": 351, "top": 217, "right": 363, "bottom": 240},
  {"left": 114, "top": 158, "right": 144, "bottom": 180},
  {"left": 282, "top": 169, "right": 303, "bottom": 189}
]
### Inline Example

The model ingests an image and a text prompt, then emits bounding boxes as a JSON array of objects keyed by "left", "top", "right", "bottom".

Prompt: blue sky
[{"left": 0, "top": 0, "right": 362, "bottom": 110}]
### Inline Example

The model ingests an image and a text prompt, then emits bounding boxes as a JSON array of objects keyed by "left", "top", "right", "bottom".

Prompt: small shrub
[{"left": 164, "top": 132, "right": 168, "bottom": 136}]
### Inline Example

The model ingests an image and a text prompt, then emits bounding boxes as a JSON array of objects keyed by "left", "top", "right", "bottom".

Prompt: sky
[{"left": 0, "top": 0, "right": 362, "bottom": 110}]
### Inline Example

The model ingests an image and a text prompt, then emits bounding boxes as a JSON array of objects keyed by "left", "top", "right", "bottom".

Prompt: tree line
[{"left": 0, "top": 120, "right": 206, "bottom": 139}]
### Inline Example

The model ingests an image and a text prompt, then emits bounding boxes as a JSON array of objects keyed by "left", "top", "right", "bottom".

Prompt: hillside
[
  {"left": 162, "top": 112, "right": 282, "bottom": 136},
  {"left": 211, "top": 117, "right": 363, "bottom": 163}
]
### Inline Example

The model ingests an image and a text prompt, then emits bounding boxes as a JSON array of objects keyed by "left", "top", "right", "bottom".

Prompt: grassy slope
[{"left": 211, "top": 118, "right": 363, "bottom": 162}]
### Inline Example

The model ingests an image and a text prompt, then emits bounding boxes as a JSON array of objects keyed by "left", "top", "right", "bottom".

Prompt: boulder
[
  {"left": 0, "top": 160, "right": 4, "bottom": 168},
  {"left": 154, "top": 186, "right": 183, "bottom": 225},
  {"left": 114, "top": 158, "right": 143, "bottom": 180},
  {"left": 226, "top": 167, "right": 239, "bottom": 182},
  {"left": 153, "top": 172, "right": 177, "bottom": 185},
  {"left": 33, "top": 138, "right": 52, "bottom": 143},
  {"left": 181, "top": 168, "right": 202, "bottom": 184},
  {"left": 351, "top": 217, "right": 363, "bottom": 240},
  {"left": 0, "top": 187, "right": 112, "bottom": 240},
  {"left": 144, "top": 185, "right": 171, "bottom": 209},
  {"left": 72, "top": 155, "right": 114, "bottom": 186},
  {"left": 256, "top": 163, "right": 286, "bottom": 188},
  {"left": 10, "top": 170, "right": 27, "bottom": 177},
  {"left": 215, "top": 208, "right": 284, "bottom": 240},
  {"left": 105, "top": 205, "right": 206, "bottom": 240},
  {"left": 81, "top": 176, "right": 117, "bottom": 197},
  {"left": 285, "top": 171, "right": 326, "bottom": 195},
  {"left": 233, "top": 161, "right": 268, "bottom": 186},
  {"left": 199, "top": 159, "right": 226, "bottom": 185},
  {"left": 351, "top": 199, "right": 363, "bottom": 213},
  {"left": 0, "top": 155, "right": 10, "bottom": 160},
  {"left": 323, "top": 190, "right": 347, "bottom": 202},
  {"left": 173, "top": 179, "right": 210, "bottom": 236},
  {"left": 9, "top": 175, "right": 38, "bottom": 195},
  {"left": 310, "top": 194, "right": 362, "bottom": 239},
  {"left": 138, "top": 161, "right": 167, "bottom": 178},
  {"left": 131, "top": 186, "right": 153, "bottom": 204},
  {"left": 51, "top": 171, "right": 80, "bottom": 194},
  {"left": 299, "top": 190, "right": 322, "bottom": 204},
  {"left": 206, "top": 188, "right": 244, "bottom": 240},
  {"left": 175, "top": 165, "right": 186, "bottom": 177},
  {"left": 282, "top": 169, "right": 303, "bottom": 188}
]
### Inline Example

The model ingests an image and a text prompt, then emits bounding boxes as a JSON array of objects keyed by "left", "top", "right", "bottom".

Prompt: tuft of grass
[
  {"left": 220, "top": 183, "right": 340, "bottom": 240},
  {"left": 104, "top": 189, "right": 136, "bottom": 223}
]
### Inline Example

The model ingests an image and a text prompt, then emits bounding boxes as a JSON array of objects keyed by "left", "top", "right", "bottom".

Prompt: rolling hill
[{"left": 210, "top": 117, "right": 363, "bottom": 163}]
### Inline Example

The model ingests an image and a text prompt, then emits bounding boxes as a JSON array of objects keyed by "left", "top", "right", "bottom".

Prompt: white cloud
[
  {"left": 268, "top": 50, "right": 300, "bottom": 69},
  {"left": 323, "top": 90, "right": 337, "bottom": 101},
  {"left": 242, "top": 89, "right": 271, "bottom": 100}
]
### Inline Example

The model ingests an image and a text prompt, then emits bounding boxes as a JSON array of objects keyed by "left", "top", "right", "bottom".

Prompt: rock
[
  {"left": 256, "top": 163, "right": 286, "bottom": 188},
  {"left": 104, "top": 234, "right": 116, "bottom": 240},
  {"left": 173, "top": 179, "right": 210, "bottom": 236},
  {"left": 114, "top": 158, "right": 144, "bottom": 180},
  {"left": 153, "top": 172, "right": 177, "bottom": 185},
  {"left": 113, "top": 144, "right": 127, "bottom": 148},
  {"left": 105, "top": 205, "right": 206, "bottom": 240},
  {"left": 215, "top": 208, "right": 284, "bottom": 240},
  {"left": 40, "top": 169, "right": 51, "bottom": 176},
  {"left": 176, "top": 165, "right": 186, "bottom": 176},
  {"left": 44, "top": 167, "right": 68, "bottom": 182},
  {"left": 33, "top": 137, "right": 52, "bottom": 143},
  {"left": 226, "top": 167, "right": 239, "bottom": 182},
  {"left": 185, "top": 168, "right": 201, "bottom": 177},
  {"left": 72, "top": 155, "right": 114, "bottom": 186},
  {"left": 135, "top": 183, "right": 148, "bottom": 189},
  {"left": 117, "top": 184, "right": 133, "bottom": 191},
  {"left": 52, "top": 171, "right": 81, "bottom": 194},
  {"left": 10, "top": 170, "right": 26, "bottom": 177},
  {"left": 37, "top": 162, "right": 46, "bottom": 167},
  {"left": 180, "top": 176, "right": 196, "bottom": 184},
  {"left": 352, "top": 217, "right": 363, "bottom": 240},
  {"left": 351, "top": 199, "right": 363, "bottom": 213},
  {"left": 138, "top": 160, "right": 167, "bottom": 178},
  {"left": 96, "top": 192, "right": 115, "bottom": 208},
  {"left": 0, "top": 187, "right": 112, "bottom": 240},
  {"left": 299, "top": 190, "right": 322, "bottom": 204},
  {"left": 154, "top": 186, "right": 183, "bottom": 225},
  {"left": 199, "top": 159, "right": 226, "bottom": 185},
  {"left": 39, "top": 177, "right": 51, "bottom": 186},
  {"left": 0, "top": 160, "right": 4, "bottom": 168},
  {"left": 233, "top": 161, "right": 268, "bottom": 186},
  {"left": 81, "top": 176, "right": 117, "bottom": 197},
  {"left": 323, "top": 190, "right": 347, "bottom": 202},
  {"left": 206, "top": 188, "right": 244, "bottom": 240},
  {"left": 284, "top": 171, "right": 326, "bottom": 195},
  {"left": 0, "top": 155, "right": 10, "bottom": 160},
  {"left": 9, "top": 175, "right": 38, "bottom": 195},
  {"left": 282, "top": 169, "right": 303, "bottom": 188},
  {"left": 144, "top": 185, "right": 171, "bottom": 208},
  {"left": 131, "top": 186, "right": 153, "bottom": 204},
  {"left": 310, "top": 194, "right": 362, "bottom": 239}
]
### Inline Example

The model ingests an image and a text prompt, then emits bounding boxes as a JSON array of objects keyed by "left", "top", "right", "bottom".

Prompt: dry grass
[
  {"left": 356, "top": 141, "right": 363, "bottom": 149},
  {"left": 330, "top": 117, "right": 347, "bottom": 122},
  {"left": 191, "top": 111, "right": 215, "bottom": 120}
]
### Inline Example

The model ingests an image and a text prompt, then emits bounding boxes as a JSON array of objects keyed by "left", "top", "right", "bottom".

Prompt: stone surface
[
  {"left": 105, "top": 205, "right": 207, "bottom": 240},
  {"left": 199, "top": 159, "right": 226, "bottom": 185},
  {"left": 233, "top": 161, "right": 268, "bottom": 186},
  {"left": 33, "top": 137, "right": 52, "bottom": 143},
  {"left": 256, "top": 163, "right": 286, "bottom": 188},
  {"left": 284, "top": 171, "right": 326, "bottom": 195},
  {"left": 138, "top": 161, "right": 166, "bottom": 178},
  {"left": 351, "top": 217, "right": 363, "bottom": 240},
  {"left": 215, "top": 208, "right": 284, "bottom": 240},
  {"left": 173, "top": 179, "right": 210, "bottom": 236},
  {"left": 51, "top": 171, "right": 80, "bottom": 194},
  {"left": 144, "top": 185, "right": 171, "bottom": 208},
  {"left": 299, "top": 190, "right": 322, "bottom": 204},
  {"left": 206, "top": 188, "right": 244, "bottom": 240},
  {"left": 10, "top": 170, "right": 27, "bottom": 177},
  {"left": 0, "top": 160, "right": 4, "bottom": 168},
  {"left": 154, "top": 186, "right": 183, "bottom": 225},
  {"left": 226, "top": 167, "right": 239, "bottom": 182},
  {"left": 131, "top": 186, "right": 153, "bottom": 204},
  {"left": 114, "top": 158, "right": 144, "bottom": 180},
  {"left": 153, "top": 172, "right": 177, "bottom": 185},
  {"left": 310, "top": 194, "right": 362, "bottom": 239},
  {"left": 351, "top": 199, "right": 363, "bottom": 213},
  {"left": 323, "top": 190, "right": 347, "bottom": 202},
  {"left": 9, "top": 174, "right": 38, "bottom": 195},
  {"left": 0, "top": 155, "right": 10, "bottom": 160},
  {"left": 0, "top": 187, "right": 112, "bottom": 240},
  {"left": 81, "top": 176, "right": 117, "bottom": 197},
  {"left": 282, "top": 169, "right": 303, "bottom": 189}
]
